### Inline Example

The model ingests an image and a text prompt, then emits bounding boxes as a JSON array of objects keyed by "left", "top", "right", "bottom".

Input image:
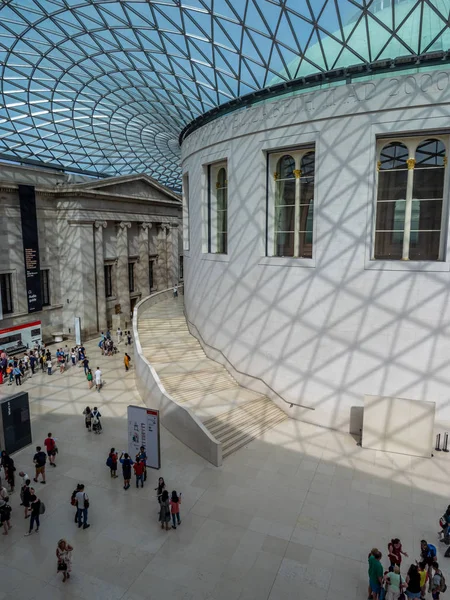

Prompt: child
[
  {"left": 106, "top": 448, "right": 118, "bottom": 478},
  {"left": 418, "top": 561, "right": 428, "bottom": 599},
  {"left": 170, "top": 491, "right": 181, "bottom": 529}
]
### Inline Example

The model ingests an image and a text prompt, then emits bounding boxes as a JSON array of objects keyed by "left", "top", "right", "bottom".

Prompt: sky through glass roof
[{"left": 1, "top": 0, "right": 449, "bottom": 190}]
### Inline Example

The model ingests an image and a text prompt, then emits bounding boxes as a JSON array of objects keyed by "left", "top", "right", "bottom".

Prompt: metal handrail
[{"left": 183, "top": 307, "right": 314, "bottom": 412}]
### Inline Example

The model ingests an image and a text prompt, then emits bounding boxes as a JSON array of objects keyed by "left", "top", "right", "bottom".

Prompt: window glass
[
  {"left": 374, "top": 137, "right": 447, "bottom": 261},
  {"left": 269, "top": 149, "right": 315, "bottom": 259},
  {"left": 216, "top": 166, "right": 227, "bottom": 254}
]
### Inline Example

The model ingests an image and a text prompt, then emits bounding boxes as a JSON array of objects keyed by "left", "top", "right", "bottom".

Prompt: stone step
[
  {"left": 222, "top": 412, "right": 288, "bottom": 458},
  {"left": 138, "top": 298, "right": 290, "bottom": 460}
]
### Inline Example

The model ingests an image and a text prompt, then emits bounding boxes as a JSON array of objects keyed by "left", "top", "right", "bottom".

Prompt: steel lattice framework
[{"left": 1, "top": 0, "right": 450, "bottom": 189}]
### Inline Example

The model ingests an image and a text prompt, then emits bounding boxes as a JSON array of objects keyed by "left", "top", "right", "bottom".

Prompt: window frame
[
  {"left": 266, "top": 146, "right": 316, "bottom": 259},
  {"left": 373, "top": 135, "right": 448, "bottom": 262},
  {"left": 0, "top": 272, "right": 14, "bottom": 315},
  {"left": 207, "top": 160, "right": 228, "bottom": 255},
  {"left": 104, "top": 264, "right": 113, "bottom": 298},
  {"left": 182, "top": 172, "right": 190, "bottom": 252},
  {"left": 40, "top": 268, "right": 51, "bottom": 307}
]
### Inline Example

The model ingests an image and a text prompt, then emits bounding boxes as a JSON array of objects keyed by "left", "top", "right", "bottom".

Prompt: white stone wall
[{"left": 181, "top": 69, "right": 450, "bottom": 431}]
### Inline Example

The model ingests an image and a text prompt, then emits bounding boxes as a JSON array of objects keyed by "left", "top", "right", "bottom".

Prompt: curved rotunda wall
[{"left": 181, "top": 69, "right": 450, "bottom": 432}]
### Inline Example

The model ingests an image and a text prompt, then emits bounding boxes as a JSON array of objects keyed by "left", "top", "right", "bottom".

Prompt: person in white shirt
[
  {"left": 47, "top": 359, "right": 52, "bottom": 375},
  {"left": 75, "top": 484, "right": 90, "bottom": 530},
  {"left": 117, "top": 328, "right": 122, "bottom": 344},
  {"left": 94, "top": 368, "right": 102, "bottom": 392},
  {"left": 173, "top": 284, "right": 178, "bottom": 298},
  {"left": 18, "top": 471, "right": 30, "bottom": 486}
]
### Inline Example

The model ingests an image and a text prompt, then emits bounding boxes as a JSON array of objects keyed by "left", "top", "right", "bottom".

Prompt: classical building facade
[{"left": 0, "top": 163, "right": 182, "bottom": 342}]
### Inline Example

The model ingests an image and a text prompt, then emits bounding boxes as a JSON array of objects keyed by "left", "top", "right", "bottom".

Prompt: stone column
[
  {"left": 156, "top": 224, "right": 169, "bottom": 289},
  {"left": 116, "top": 221, "right": 131, "bottom": 328},
  {"left": 94, "top": 221, "right": 107, "bottom": 332},
  {"left": 168, "top": 223, "right": 179, "bottom": 286},
  {"left": 138, "top": 222, "right": 151, "bottom": 298}
]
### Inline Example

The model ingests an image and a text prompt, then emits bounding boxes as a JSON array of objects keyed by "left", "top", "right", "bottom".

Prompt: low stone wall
[{"left": 133, "top": 288, "right": 222, "bottom": 467}]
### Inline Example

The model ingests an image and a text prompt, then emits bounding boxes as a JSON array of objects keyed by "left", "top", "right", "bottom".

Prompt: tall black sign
[
  {"left": 0, "top": 392, "right": 32, "bottom": 455},
  {"left": 19, "top": 185, "right": 42, "bottom": 313}
]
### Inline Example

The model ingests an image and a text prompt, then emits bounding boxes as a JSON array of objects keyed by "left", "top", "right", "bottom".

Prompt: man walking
[
  {"left": 33, "top": 446, "right": 46, "bottom": 484},
  {"left": 29, "top": 353, "right": 36, "bottom": 376},
  {"left": 75, "top": 484, "right": 90, "bottom": 529},
  {"left": 44, "top": 433, "right": 57, "bottom": 467}
]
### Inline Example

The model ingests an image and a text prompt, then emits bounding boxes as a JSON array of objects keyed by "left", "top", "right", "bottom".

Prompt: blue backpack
[
  {"left": 106, "top": 456, "right": 113, "bottom": 468},
  {"left": 427, "top": 544, "right": 437, "bottom": 558}
]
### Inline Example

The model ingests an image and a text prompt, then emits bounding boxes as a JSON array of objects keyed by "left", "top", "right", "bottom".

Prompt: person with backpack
[
  {"left": 25, "top": 488, "right": 42, "bottom": 536},
  {"left": 83, "top": 406, "right": 92, "bottom": 431},
  {"left": 119, "top": 453, "right": 133, "bottom": 490},
  {"left": 91, "top": 407, "right": 102, "bottom": 433},
  {"left": 44, "top": 432, "right": 57, "bottom": 467},
  {"left": 106, "top": 448, "right": 118, "bottom": 478},
  {"left": 75, "top": 484, "right": 90, "bottom": 530},
  {"left": 136, "top": 446, "right": 147, "bottom": 481},
  {"left": 431, "top": 562, "right": 447, "bottom": 600},
  {"left": 420, "top": 540, "right": 437, "bottom": 593},
  {"left": 70, "top": 484, "right": 82, "bottom": 523}
]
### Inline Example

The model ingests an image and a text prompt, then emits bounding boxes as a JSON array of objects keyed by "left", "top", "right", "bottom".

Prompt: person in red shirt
[
  {"left": 44, "top": 433, "right": 57, "bottom": 467},
  {"left": 133, "top": 459, "right": 145, "bottom": 489}
]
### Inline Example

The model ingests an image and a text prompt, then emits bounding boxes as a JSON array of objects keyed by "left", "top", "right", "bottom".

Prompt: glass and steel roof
[{"left": 1, "top": 0, "right": 449, "bottom": 190}]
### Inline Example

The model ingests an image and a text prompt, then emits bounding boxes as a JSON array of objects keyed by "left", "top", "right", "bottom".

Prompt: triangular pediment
[{"left": 64, "top": 173, "right": 180, "bottom": 203}]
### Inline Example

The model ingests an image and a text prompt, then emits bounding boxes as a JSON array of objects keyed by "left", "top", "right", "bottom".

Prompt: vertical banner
[
  {"left": 18, "top": 185, "right": 42, "bottom": 313},
  {"left": 127, "top": 405, "right": 160, "bottom": 469},
  {"left": 74, "top": 317, "right": 82, "bottom": 345}
]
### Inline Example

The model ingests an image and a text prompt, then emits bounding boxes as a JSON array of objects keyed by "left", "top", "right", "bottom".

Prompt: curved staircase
[{"left": 138, "top": 297, "right": 288, "bottom": 459}]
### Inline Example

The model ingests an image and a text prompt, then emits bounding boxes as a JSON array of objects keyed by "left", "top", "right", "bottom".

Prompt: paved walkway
[{"left": 0, "top": 337, "right": 448, "bottom": 600}]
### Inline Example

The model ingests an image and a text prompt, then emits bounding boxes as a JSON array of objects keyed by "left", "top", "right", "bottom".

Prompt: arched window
[
  {"left": 410, "top": 139, "right": 445, "bottom": 260},
  {"left": 374, "top": 142, "right": 409, "bottom": 260},
  {"left": 271, "top": 149, "right": 315, "bottom": 258},
  {"left": 216, "top": 167, "right": 227, "bottom": 254},
  {"left": 374, "top": 139, "right": 446, "bottom": 261},
  {"left": 274, "top": 155, "right": 296, "bottom": 256}
]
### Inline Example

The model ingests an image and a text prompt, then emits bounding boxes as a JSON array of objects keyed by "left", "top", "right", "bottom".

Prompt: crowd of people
[
  {"left": 368, "top": 537, "right": 447, "bottom": 600},
  {"left": 0, "top": 327, "right": 132, "bottom": 391}
]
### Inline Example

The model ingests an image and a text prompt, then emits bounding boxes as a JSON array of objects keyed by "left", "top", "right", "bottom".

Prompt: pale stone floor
[{"left": 0, "top": 339, "right": 449, "bottom": 600}]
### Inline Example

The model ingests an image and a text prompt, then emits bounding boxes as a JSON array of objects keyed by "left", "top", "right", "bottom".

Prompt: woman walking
[
  {"left": 405, "top": 564, "right": 422, "bottom": 599},
  {"left": 56, "top": 539, "right": 73, "bottom": 582},
  {"left": 119, "top": 452, "right": 133, "bottom": 490},
  {"left": 86, "top": 369, "right": 93, "bottom": 389},
  {"left": 0, "top": 495, "right": 12, "bottom": 535},
  {"left": 155, "top": 477, "right": 166, "bottom": 505},
  {"left": 170, "top": 491, "right": 181, "bottom": 529},
  {"left": 124, "top": 353, "right": 131, "bottom": 372},
  {"left": 159, "top": 490, "right": 171, "bottom": 531},
  {"left": 1, "top": 451, "right": 15, "bottom": 493},
  {"left": 107, "top": 448, "right": 118, "bottom": 478},
  {"left": 83, "top": 407, "right": 92, "bottom": 431}
]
